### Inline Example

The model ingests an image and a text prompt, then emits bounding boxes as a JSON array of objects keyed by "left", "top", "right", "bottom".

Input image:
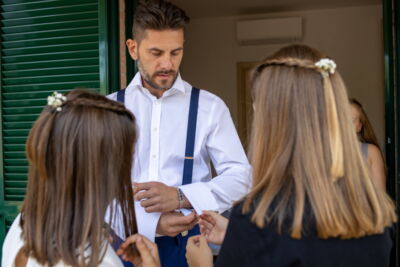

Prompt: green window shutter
[{"left": 0, "top": 0, "right": 118, "bottom": 256}]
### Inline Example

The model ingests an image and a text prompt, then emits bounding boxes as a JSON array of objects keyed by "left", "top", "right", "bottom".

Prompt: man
[{"left": 108, "top": 1, "right": 251, "bottom": 266}]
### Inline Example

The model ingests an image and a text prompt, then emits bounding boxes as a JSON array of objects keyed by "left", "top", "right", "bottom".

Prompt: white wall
[{"left": 180, "top": 4, "right": 385, "bottom": 147}]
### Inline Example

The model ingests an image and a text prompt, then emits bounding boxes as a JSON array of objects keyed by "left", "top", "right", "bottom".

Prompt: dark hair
[
  {"left": 133, "top": 0, "right": 190, "bottom": 41},
  {"left": 21, "top": 89, "right": 137, "bottom": 266},
  {"left": 349, "top": 98, "right": 381, "bottom": 149}
]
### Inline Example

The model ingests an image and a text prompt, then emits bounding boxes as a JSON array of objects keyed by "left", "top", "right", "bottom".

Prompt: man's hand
[
  {"left": 134, "top": 182, "right": 179, "bottom": 213},
  {"left": 156, "top": 211, "right": 198, "bottom": 237}
]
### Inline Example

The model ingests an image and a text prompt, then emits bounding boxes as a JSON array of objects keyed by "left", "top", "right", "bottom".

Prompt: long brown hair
[
  {"left": 21, "top": 89, "right": 137, "bottom": 266},
  {"left": 244, "top": 45, "right": 396, "bottom": 239},
  {"left": 350, "top": 98, "right": 381, "bottom": 149}
]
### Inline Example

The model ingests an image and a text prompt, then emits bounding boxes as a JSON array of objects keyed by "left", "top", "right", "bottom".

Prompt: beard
[{"left": 137, "top": 58, "right": 178, "bottom": 91}]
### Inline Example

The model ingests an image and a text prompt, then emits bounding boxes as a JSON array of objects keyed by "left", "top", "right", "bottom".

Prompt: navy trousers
[
  {"left": 112, "top": 225, "right": 200, "bottom": 267},
  {"left": 155, "top": 225, "right": 200, "bottom": 267}
]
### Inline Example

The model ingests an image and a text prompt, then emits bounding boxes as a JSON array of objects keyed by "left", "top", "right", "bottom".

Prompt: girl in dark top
[
  {"left": 350, "top": 98, "right": 386, "bottom": 191},
  {"left": 185, "top": 44, "right": 397, "bottom": 267}
]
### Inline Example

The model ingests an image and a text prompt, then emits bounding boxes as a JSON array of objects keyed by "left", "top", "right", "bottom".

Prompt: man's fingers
[
  {"left": 134, "top": 182, "right": 161, "bottom": 196},
  {"left": 135, "top": 182, "right": 155, "bottom": 191},
  {"left": 157, "top": 212, "right": 198, "bottom": 236},
  {"left": 165, "top": 211, "right": 195, "bottom": 225},
  {"left": 132, "top": 182, "right": 138, "bottom": 192},
  {"left": 169, "top": 224, "right": 191, "bottom": 236},
  {"left": 176, "top": 212, "right": 197, "bottom": 225},
  {"left": 144, "top": 204, "right": 162, "bottom": 213},
  {"left": 140, "top": 197, "right": 160, "bottom": 208},
  {"left": 135, "top": 189, "right": 156, "bottom": 201},
  {"left": 167, "top": 219, "right": 198, "bottom": 236}
]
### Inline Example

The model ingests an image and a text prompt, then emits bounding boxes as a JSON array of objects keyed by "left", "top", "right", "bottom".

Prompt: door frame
[{"left": 383, "top": 0, "right": 399, "bottom": 266}]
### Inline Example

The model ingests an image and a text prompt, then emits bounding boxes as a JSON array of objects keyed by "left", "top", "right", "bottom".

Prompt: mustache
[{"left": 154, "top": 70, "right": 176, "bottom": 76}]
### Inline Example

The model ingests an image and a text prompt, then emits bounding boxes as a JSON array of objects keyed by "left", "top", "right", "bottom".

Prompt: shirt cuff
[
  {"left": 135, "top": 200, "right": 161, "bottom": 242},
  {"left": 179, "top": 182, "right": 219, "bottom": 215},
  {"left": 179, "top": 208, "right": 194, "bottom": 216}
]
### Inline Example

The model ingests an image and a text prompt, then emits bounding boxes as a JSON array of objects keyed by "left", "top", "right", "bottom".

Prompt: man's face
[{"left": 127, "top": 29, "right": 184, "bottom": 91}]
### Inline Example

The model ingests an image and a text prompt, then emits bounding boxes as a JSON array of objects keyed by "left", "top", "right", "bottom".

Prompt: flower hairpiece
[
  {"left": 315, "top": 58, "right": 336, "bottom": 77},
  {"left": 47, "top": 91, "right": 67, "bottom": 112}
]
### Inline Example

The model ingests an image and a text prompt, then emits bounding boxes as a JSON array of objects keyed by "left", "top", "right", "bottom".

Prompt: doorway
[{"left": 173, "top": 0, "right": 398, "bottom": 265}]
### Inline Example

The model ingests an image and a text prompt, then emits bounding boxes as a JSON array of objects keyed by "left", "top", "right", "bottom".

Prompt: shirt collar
[{"left": 128, "top": 72, "right": 186, "bottom": 95}]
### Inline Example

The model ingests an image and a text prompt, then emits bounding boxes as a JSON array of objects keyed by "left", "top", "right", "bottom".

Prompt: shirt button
[
  {"left": 153, "top": 127, "right": 158, "bottom": 132},
  {"left": 152, "top": 155, "right": 156, "bottom": 158}
]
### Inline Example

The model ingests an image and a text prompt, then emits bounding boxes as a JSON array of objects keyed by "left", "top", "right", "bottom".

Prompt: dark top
[
  {"left": 215, "top": 201, "right": 392, "bottom": 267},
  {"left": 361, "top": 142, "right": 369, "bottom": 158}
]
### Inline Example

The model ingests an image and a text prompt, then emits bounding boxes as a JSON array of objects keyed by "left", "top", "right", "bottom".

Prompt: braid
[
  {"left": 62, "top": 90, "right": 135, "bottom": 121},
  {"left": 68, "top": 98, "right": 130, "bottom": 114},
  {"left": 256, "top": 57, "right": 319, "bottom": 74}
]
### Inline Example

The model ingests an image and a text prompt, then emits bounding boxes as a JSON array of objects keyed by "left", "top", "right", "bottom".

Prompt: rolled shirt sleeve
[{"left": 180, "top": 97, "right": 252, "bottom": 213}]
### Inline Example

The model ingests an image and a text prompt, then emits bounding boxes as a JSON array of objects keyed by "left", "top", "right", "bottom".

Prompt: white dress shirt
[{"left": 108, "top": 73, "right": 251, "bottom": 241}]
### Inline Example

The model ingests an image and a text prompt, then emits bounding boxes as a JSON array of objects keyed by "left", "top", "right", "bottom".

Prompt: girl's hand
[
  {"left": 117, "top": 234, "right": 161, "bottom": 267},
  {"left": 199, "top": 211, "right": 228, "bottom": 245},
  {"left": 186, "top": 235, "right": 213, "bottom": 267}
]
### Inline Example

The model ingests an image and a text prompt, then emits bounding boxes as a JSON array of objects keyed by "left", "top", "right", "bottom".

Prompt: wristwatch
[
  {"left": 177, "top": 188, "right": 188, "bottom": 236},
  {"left": 177, "top": 187, "right": 184, "bottom": 203}
]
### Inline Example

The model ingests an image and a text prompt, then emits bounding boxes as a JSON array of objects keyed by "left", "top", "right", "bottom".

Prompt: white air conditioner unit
[{"left": 236, "top": 17, "right": 302, "bottom": 45}]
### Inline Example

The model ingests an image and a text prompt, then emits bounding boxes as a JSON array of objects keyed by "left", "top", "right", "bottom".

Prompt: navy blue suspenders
[
  {"left": 116, "top": 87, "right": 200, "bottom": 185},
  {"left": 116, "top": 87, "right": 200, "bottom": 267},
  {"left": 182, "top": 88, "right": 200, "bottom": 185},
  {"left": 117, "top": 88, "right": 126, "bottom": 104}
]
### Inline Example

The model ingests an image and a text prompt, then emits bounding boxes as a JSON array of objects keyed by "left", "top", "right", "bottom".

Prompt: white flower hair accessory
[
  {"left": 47, "top": 91, "right": 67, "bottom": 112},
  {"left": 315, "top": 58, "right": 337, "bottom": 77}
]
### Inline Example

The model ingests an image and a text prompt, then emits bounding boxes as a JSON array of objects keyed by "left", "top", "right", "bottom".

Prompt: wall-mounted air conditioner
[{"left": 236, "top": 17, "right": 303, "bottom": 45}]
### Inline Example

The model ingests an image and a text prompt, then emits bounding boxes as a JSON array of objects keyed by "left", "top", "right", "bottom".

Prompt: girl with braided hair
[
  {"left": 2, "top": 89, "right": 160, "bottom": 267},
  {"left": 185, "top": 45, "right": 396, "bottom": 267}
]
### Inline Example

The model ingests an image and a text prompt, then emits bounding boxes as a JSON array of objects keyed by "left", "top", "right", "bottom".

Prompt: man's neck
[
  {"left": 147, "top": 86, "right": 165, "bottom": 99},
  {"left": 142, "top": 79, "right": 166, "bottom": 99}
]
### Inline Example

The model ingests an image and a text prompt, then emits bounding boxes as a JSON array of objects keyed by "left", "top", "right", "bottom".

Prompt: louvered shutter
[{"left": 0, "top": 0, "right": 116, "bottom": 254}]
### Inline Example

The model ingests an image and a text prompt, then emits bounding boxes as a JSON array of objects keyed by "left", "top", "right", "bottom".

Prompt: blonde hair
[{"left": 243, "top": 45, "right": 396, "bottom": 239}]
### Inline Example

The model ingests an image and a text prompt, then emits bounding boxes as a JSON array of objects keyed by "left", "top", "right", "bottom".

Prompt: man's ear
[{"left": 126, "top": 39, "right": 138, "bottom": 60}]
